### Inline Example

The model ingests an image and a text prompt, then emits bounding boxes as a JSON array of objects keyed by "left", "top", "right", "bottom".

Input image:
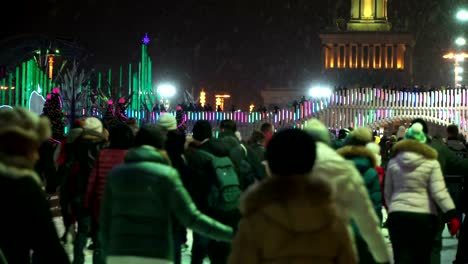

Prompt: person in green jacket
[
  {"left": 338, "top": 127, "right": 383, "bottom": 264},
  {"left": 100, "top": 124, "right": 233, "bottom": 264}
]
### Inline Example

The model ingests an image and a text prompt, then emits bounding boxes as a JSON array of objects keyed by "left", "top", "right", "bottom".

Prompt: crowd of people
[{"left": 0, "top": 106, "right": 466, "bottom": 264}]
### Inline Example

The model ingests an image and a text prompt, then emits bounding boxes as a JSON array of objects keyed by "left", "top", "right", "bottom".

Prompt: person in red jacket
[
  {"left": 260, "top": 122, "right": 274, "bottom": 147},
  {"left": 84, "top": 123, "right": 135, "bottom": 264}
]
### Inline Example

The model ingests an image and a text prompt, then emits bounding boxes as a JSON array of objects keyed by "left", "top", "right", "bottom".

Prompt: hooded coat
[
  {"left": 0, "top": 155, "right": 70, "bottom": 264},
  {"left": 228, "top": 176, "right": 357, "bottom": 264},
  {"left": 385, "top": 140, "right": 456, "bottom": 218}
]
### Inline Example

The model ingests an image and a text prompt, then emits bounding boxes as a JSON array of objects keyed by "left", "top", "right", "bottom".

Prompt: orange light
[
  {"left": 249, "top": 104, "right": 255, "bottom": 113},
  {"left": 200, "top": 90, "right": 206, "bottom": 107},
  {"left": 48, "top": 56, "right": 54, "bottom": 79}
]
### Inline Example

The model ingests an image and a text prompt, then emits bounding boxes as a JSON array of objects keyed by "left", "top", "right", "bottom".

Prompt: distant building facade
[{"left": 320, "top": 0, "right": 415, "bottom": 87}]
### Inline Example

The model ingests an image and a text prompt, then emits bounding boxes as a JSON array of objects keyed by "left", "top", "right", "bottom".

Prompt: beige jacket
[
  {"left": 385, "top": 139, "right": 455, "bottom": 214},
  {"left": 228, "top": 175, "right": 356, "bottom": 264},
  {"left": 310, "top": 142, "right": 390, "bottom": 263}
]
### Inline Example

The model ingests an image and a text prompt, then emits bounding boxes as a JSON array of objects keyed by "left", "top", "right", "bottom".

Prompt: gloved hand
[{"left": 447, "top": 218, "right": 460, "bottom": 237}]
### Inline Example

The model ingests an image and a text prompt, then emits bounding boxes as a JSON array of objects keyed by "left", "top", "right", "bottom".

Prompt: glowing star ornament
[{"left": 142, "top": 33, "right": 150, "bottom": 45}]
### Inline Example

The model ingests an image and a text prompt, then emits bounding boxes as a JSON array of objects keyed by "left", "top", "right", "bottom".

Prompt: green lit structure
[{"left": 0, "top": 59, "right": 54, "bottom": 107}]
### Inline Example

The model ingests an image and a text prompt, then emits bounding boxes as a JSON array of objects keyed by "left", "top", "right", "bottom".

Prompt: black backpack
[{"left": 199, "top": 150, "right": 242, "bottom": 211}]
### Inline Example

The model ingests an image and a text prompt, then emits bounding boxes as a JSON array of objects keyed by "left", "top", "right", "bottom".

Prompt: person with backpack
[
  {"left": 186, "top": 120, "right": 242, "bottom": 264},
  {"left": 218, "top": 120, "right": 263, "bottom": 189}
]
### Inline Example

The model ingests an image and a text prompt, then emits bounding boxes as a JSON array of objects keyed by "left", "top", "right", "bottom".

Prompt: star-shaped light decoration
[{"left": 142, "top": 33, "right": 150, "bottom": 45}]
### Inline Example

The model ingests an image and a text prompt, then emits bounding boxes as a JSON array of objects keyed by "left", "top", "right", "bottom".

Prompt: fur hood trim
[
  {"left": 336, "top": 145, "right": 377, "bottom": 167},
  {"left": 0, "top": 155, "right": 41, "bottom": 184},
  {"left": 392, "top": 139, "right": 437, "bottom": 160},
  {"left": 348, "top": 127, "right": 373, "bottom": 145},
  {"left": 241, "top": 175, "right": 337, "bottom": 232}
]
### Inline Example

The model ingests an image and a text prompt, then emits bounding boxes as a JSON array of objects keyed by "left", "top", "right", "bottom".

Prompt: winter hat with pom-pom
[
  {"left": 346, "top": 127, "right": 373, "bottom": 146},
  {"left": 405, "top": 123, "right": 427, "bottom": 143}
]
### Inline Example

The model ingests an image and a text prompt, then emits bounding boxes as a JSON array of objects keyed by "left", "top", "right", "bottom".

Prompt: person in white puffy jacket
[
  {"left": 305, "top": 119, "right": 390, "bottom": 264},
  {"left": 385, "top": 122, "right": 460, "bottom": 264}
]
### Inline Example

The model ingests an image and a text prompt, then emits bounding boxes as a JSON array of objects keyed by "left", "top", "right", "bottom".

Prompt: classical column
[
  {"left": 343, "top": 45, "right": 347, "bottom": 68},
  {"left": 383, "top": 45, "right": 388, "bottom": 69},
  {"left": 330, "top": 44, "right": 335, "bottom": 68},
  {"left": 336, "top": 44, "right": 341, "bottom": 68},
  {"left": 357, "top": 44, "right": 362, "bottom": 68},
  {"left": 323, "top": 45, "right": 329, "bottom": 69}
]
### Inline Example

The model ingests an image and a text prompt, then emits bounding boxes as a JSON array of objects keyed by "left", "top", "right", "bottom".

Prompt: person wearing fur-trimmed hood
[
  {"left": 337, "top": 127, "right": 383, "bottom": 264},
  {"left": 0, "top": 107, "right": 70, "bottom": 264},
  {"left": 385, "top": 123, "right": 460, "bottom": 264}
]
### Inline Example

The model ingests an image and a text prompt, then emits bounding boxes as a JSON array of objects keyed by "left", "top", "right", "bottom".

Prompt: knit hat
[
  {"left": 411, "top": 118, "right": 429, "bottom": 134},
  {"left": 304, "top": 118, "right": 331, "bottom": 145},
  {"left": 366, "top": 142, "right": 382, "bottom": 166},
  {"left": 83, "top": 117, "right": 103, "bottom": 134},
  {"left": 192, "top": 120, "right": 213, "bottom": 141},
  {"left": 346, "top": 127, "right": 373, "bottom": 146},
  {"left": 266, "top": 129, "right": 316, "bottom": 177},
  {"left": 405, "top": 123, "right": 427, "bottom": 143},
  {"left": 158, "top": 113, "right": 177, "bottom": 131}
]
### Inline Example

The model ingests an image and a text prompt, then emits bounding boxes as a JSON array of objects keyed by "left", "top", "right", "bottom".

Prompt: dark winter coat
[
  {"left": 84, "top": 149, "right": 127, "bottom": 223},
  {"left": 219, "top": 131, "right": 264, "bottom": 188},
  {"left": 70, "top": 130, "right": 107, "bottom": 206},
  {"left": 35, "top": 139, "right": 60, "bottom": 193},
  {"left": 427, "top": 137, "right": 468, "bottom": 176},
  {"left": 447, "top": 139, "right": 467, "bottom": 153},
  {"left": 0, "top": 156, "right": 70, "bottom": 264},
  {"left": 100, "top": 146, "right": 233, "bottom": 261},
  {"left": 249, "top": 142, "right": 265, "bottom": 162},
  {"left": 185, "top": 139, "right": 233, "bottom": 212}
]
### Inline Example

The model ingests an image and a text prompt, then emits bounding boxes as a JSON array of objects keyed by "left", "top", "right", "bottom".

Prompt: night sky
[
  {"left": 2, "top": 0, "right": 463, "bottom": 108},
  {"left": 3, "top": 0, "right": 342, "bottom": 107}
]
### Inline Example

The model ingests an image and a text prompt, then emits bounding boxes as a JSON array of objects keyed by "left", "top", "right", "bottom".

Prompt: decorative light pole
[{"left": 443, "top": 52, "right": 468, "bottom": 87}]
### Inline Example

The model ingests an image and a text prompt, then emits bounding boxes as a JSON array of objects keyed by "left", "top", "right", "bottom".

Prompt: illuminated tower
[
  {"left": 320, "top": 0, "right": 415, "bottom": 86},
  {"left": 348, "top": 0, "right": 391, "bottom": 31}
]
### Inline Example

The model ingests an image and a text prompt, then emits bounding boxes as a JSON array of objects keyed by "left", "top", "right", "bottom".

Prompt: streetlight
[
  {"left": 443, "top": 52, "right": 468, "bottom": 87},
  {"left": 156, "top": 83, "right": 177, "bottom": 98},
  {"left": 309, "top": 86, "right": 333, "bottom": 98},
  {"left": 156, "top": 83, "right": 177, "bottom": 110},
  {"left": 456, "top": 37, "right": 466, "bottom": 46},
  {"left": 456, "top": 9, "right": 468, "bottom": 21}
]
